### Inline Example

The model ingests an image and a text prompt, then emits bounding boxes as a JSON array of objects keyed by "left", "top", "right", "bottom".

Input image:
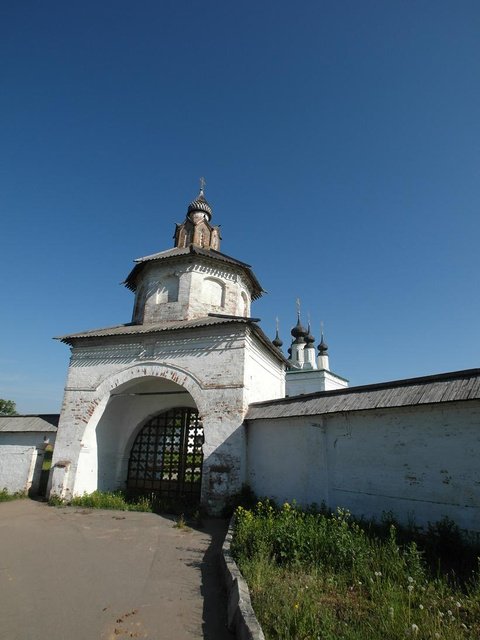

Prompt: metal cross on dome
[
  {"left": 199, "top": 176, "right": 206, "bottom": 193},
  {"left": 296, "top": 298, "right": 301, "bottom": 317}
]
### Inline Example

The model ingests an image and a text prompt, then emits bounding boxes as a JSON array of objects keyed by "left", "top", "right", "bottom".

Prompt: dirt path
[{"left": 0, "top": 500, "right": 234, "bottom": 640}]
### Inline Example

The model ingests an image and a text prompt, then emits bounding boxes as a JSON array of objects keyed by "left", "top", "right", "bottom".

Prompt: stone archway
[{"left": 71, "top": 363, "right": 206, "bottom": 498}]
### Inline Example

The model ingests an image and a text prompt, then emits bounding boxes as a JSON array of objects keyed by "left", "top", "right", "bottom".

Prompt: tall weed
[
  {"left": 53, "top": 490, "right": 152, "bottom": 512},
  {"left": 233, "top": 502, "right": 480, "bottom": 639}
]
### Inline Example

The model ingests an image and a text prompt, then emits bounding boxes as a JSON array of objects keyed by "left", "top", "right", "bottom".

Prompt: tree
[{"left": 0, "top": 399, "right": 18, "bottom": 416}]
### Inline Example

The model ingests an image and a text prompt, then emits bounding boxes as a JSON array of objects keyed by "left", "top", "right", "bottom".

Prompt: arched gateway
[
  {"left": 50, "top": 185, "right": 286, "bottom": 512},
  {"left": 127, "top": 407, "right": 204, "bottom": 508}
]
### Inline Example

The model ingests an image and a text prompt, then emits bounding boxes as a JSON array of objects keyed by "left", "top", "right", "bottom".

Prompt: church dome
[
  {"left": 187, "top": 191, "right": 212, "bottom": 222},
  {"left": 272, "top": 330, "right": 283, "bottom": 349},
  {"left": 318, "top": 334, "right": 328, "bottom": 354},
  {"left": 291, "top": 315, "right": 307, "bottom": 343},
  {"left": 305, "top": 324, "right": 315, "bottom": 347}
]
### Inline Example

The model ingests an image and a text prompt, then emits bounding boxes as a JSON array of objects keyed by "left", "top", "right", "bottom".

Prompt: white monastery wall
[
  {"left": 0, "top": 432, "right": 55, "bottom": 495},
  {"left": 247, "top": 400, "right": 480, "bottom": 533}
]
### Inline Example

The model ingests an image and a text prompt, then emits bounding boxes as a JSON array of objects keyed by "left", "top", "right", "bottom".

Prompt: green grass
[
  {"left": 232, "top": 501, "right": 480, "bottom": 640},
  {"left": 0, "top": 488, "right": 27, "bottom": 502},
  {"left": 49, "top": 490, "right": 153, "bottom": 512}
]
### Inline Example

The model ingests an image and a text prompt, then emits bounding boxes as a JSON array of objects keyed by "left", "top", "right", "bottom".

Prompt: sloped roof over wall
[
  {"left": 56, "top": 315, "right": 289, "bottom": 364},
  {"left": 0, "top": 415, "right": 59, "bottom": 433},
  {"left": 57, "top": 315, "right": 253, "bottom": 342},
  {"left": 246, "top": 368, "right": 480, "bottom": 420}
]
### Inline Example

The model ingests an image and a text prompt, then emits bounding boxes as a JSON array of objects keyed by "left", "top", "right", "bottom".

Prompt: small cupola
[
  {"left": 289, "top": 302, "right": 308, "bottom": 366},
  {"left": 317, "top": 330, "right": 330, "bottom": 370},
  {"left": 187, "top": 188, "right": 213, "bottom": 223},
  {"left": 174, "top": 179, "right": 221, "bottom": 250},
  {"left": 291, "top": 314, "right": 308, "bottom": 344},
  {"left": 305, "top": 323, "right": 315, "bottom": 348},
  {"left": 318, "top": 333, "right": 328, "bottom": 355},
  {"left": 303, "top": 322, "right": 317, "bottom": 369},
  {"left": 272, "top": 318, "right": 283, "bottom": 349}
]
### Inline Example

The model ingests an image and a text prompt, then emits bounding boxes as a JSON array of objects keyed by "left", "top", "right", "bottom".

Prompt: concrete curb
[{"left": 221, "top": 516, "right": 266, "bottom": 640}]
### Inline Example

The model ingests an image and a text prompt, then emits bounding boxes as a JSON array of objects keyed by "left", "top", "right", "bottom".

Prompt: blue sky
[{"left": 1, "top": 1, "right": 479, "bottom": 413}]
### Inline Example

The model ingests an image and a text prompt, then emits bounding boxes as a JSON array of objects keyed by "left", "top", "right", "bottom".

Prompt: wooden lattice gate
[{"left": 126, "top": 407, "right": 204, "bottom": 511}]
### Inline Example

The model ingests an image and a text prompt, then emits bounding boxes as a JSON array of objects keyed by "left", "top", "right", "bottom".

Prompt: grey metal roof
[
  {"left": 56, "top": 315, "right": 253, "bottom": 343},
  {"left": 123, "top": 245, "right": 264, "bottom": 299},
  {"left": 246, "top": 368, "right": 480, "bottom": 420},
  {"left": 0, "top": 415, "right": 59, "bottom": 433},
  {"left": 55, "top": 315, "right": 289, "bottom": 364}
]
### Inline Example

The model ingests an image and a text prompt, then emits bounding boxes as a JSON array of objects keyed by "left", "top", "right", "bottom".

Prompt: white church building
[{"left": 40, "top": 186, "right": 480, "bottom": 531}]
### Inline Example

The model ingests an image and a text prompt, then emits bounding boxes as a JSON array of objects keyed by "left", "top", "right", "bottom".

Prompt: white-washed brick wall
[
  {"left": 0, "top": 432, "right": 55, "bottom": 495},
  {"left": 133, "top": 258, "right": 252, "bottom": 324},
  {"left": 247, "top": 401, "right": 480, "bottom": 533}
]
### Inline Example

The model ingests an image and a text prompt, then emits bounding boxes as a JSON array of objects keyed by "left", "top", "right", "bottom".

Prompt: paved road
[{"left": 0, "top": 500, "right": 235, "bottom": 640}]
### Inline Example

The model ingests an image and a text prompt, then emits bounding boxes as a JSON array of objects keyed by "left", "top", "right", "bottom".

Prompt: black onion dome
[
  {"left": 187, "top": 191, "right": 212, "bottom": 221},
  {"left": 272, "top": 329, "right": 283, "bottom": 349},
  {"left": 291, "top": 315, "right": 307, "bottom": 342},
  {"left": 305, "top": 323, "right": 315, "bottom": 347},
  {"left": 318, "top": 334, "right": 328, "bottom": 354}
]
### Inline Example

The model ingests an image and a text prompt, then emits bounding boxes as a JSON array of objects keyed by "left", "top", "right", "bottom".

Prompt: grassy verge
[
  {"left": 232, "top": 501, "right": 480, "bottom": 639},
  {"left": 0, "top": 488, "right": 27, "bottom": 502},
  {"left": 49, "top": 490, "right": 152, "bottom": 512}
]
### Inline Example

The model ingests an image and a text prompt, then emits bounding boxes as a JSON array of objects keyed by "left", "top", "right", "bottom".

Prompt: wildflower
[
  {"left": 374, "top": 571, "right": 382, "bottom": 577},
  {"left": 357, "top": 581, "right": 362, "bottom": 586},
  {"left": 418, "top": 604, "right": 424, "bottom": 610},
  {"left": 411, "top": 623, "right": 419, "bottom": 633},
  {"left": 455, "top": 601, "right": 461, "bottom": 608},
  {"left": 294, "top": 603, "right": 299, "bottom": 610},
  {"left": 447, "top": 610, "right": 452, "bottom": 616},
  {"left": 388, "top": 607, "right": 394, "bottom": 619},
  {"left": 434, "top": 634, "right": 440, "bottom": 639},
  {"left": 408, "top": 576, "right": 414, "bottom": 583},
  {"left": 407, "top": 585, "right": 414, "bottom": 592}
]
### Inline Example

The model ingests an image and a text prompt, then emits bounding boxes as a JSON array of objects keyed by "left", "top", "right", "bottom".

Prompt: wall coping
[{"left": 221, "top": 515, "right": 265, "bottom": 640}]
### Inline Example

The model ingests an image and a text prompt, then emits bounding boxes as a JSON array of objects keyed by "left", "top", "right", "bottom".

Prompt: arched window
[
  {"left": 133, "top": 285, "right": 145, "bottom": 322},
  {"left": 202, "top": 277, "right": 225, "bottom": 307},
  {"left": 239, "top": 291, "right": 249, "bottom": 317},
  {"left": 156, "top": 274, "right": 179, "bottom": 303}
]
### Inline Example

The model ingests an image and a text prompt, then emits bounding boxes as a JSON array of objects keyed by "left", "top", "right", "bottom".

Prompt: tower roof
[
  {"left": 272, "top": 330, "right": 283, "bottom": 349},
  {"left": 305, "top": 322, "right": 315, "bottom": 347},
  {"left": 187, "top": 189, "right": 213, "bottom": 221},
  {"left": 291, "top": 313, "right": 307, "bottom": 342},
  {"left": 318, "top": 332, "right": 328, "bottom": 354}
]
